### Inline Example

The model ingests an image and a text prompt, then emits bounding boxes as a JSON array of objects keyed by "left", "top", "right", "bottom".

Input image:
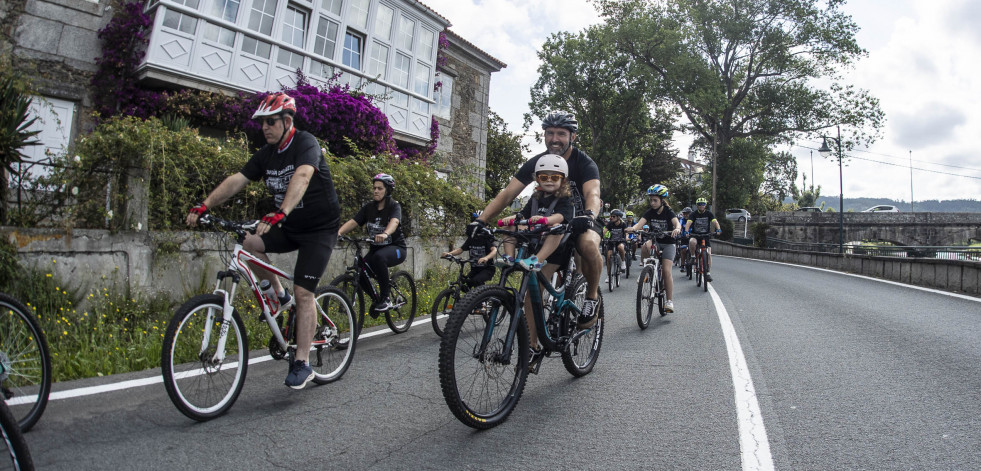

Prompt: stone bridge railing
[{"left": 763, "top": 212, "right": 981, "bottom": 247}]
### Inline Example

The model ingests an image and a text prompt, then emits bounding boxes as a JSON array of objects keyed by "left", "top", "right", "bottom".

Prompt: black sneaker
[
  {"left": 577, "top": 298, "right": 599, "bottom": 329},
  {"left": 705, "top": 273, "right": 713, "bottom": 282},
  {"left": 284, "top": 360, "right": 314, "bottom": 389}
]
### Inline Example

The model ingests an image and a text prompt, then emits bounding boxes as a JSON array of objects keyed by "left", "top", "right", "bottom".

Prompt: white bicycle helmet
[{"left": 534, "top": 154, "right": 568, "bottom": 177}]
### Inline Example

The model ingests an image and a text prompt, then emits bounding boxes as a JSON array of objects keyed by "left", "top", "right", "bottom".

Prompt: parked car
[
  {"left": 725, "top": 208, "right": 751, "bottom": 222},
  {"left": 862, "top": 205, "right": 900, "bottom": 213},
  {"left": 797, "top": 207, "right": 822, "bottom": 212}
]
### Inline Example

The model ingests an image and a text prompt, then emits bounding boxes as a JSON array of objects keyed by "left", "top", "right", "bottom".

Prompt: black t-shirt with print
[
  {"left": 687, "top": 209, "right": 717, "bottom": 235},
  {"left": 642, "top": 207, "right": 678, "bottom": 243},
  {"left": 514, "top": 148, "right": 600, "bottom": 216},
  {"left": 241, "top": 130, "right": 341, "bottom": 231},
  {"left": 605, "top": 220, "right": 627, "bottom": 242},
  {"left": 354, "top": 200, "right": 407, "bottom": 247},
  {"left": 461, "top": 235, "right": 494, "bottom": 262},
  {"left": 518, "top": 193, "right": 575, "bottom": 225}
]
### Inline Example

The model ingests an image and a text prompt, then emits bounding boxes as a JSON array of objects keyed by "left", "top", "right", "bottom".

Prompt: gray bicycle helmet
[
  {"left": 541, "top": 111, "right": 578, "bottom": 133},
  {"left": 682, "top": 206, "right": 693, "bottom": 213},
  {"left": 373, "top": 173, "right": 396, "bottom": 196},
  {"left": 611, "top": 209, "right": 625, "bottom": 218}
]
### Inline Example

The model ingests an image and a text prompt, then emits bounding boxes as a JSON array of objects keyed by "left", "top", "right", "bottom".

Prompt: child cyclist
[
  {"left": 497, "top": 154, "right": 574, "bottom": 363},
  {"left": 441, "top": 211, "right": 498, "bottom": 292},
  {"left": 603, "top": 209, "right": 628, "bottom": 282},
  {"left": 626, "top": 184, "right": 682, "bottom": 313}
]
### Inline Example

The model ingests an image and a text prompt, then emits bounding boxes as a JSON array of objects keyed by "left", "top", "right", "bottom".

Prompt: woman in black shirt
[{"left": 337, "top": 174, "right": 407, "bottom": 312}]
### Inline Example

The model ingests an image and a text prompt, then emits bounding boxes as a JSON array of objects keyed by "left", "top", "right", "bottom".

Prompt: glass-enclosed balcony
[{"left": 138, "top": 0, "right": 448, "bottom": 143}]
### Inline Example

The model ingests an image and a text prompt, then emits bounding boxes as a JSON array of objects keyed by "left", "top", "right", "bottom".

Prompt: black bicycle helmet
[
  {"left": 541, "top": 111, "right": 578, "bottom": 133},
  {"left": 373, "top": 173, "right": 396, "bottom": 196}
]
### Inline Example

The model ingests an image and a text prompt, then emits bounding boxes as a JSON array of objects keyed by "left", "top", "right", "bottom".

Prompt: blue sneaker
[
  {"left": 285, "top": 360, "right": 314, "bottom": 389},
  {"left": 518, "top": 255, "right": 543, "bottom": 271}
]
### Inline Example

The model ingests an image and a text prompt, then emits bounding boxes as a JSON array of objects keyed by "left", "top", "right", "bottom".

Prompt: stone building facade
[
  {"left": 1, "top": 0, "right": 504, "bottom": 190},
  {"left": 431, "top": 30, "right": 505, "bottom": 200}
]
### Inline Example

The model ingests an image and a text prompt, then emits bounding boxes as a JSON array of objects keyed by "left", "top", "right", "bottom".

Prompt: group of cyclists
[{"left": 185, "top": 91, "right": 720, "bottom": 390}]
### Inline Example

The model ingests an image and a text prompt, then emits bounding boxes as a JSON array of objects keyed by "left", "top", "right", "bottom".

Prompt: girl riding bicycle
[
  {"left": 337, "top": 173, "right": 407, "bottom": 312},
  {"left": 497, "top": 154, "right": 574, "bottom": 358},
  {"left": 626, "top": 184, "right": 681, "bottom": 313}
]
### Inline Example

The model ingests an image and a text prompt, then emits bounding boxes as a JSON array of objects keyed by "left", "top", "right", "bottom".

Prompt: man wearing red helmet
[{"left": 186, "top": 92, "right": 342, "bottom": 389}]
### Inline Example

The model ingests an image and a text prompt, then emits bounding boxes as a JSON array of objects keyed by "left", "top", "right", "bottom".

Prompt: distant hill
[{"left": 782, "top": 197, "right": 981, "bottom": 213}]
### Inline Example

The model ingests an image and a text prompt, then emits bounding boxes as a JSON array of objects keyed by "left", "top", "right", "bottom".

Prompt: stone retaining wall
[
  {"left": 713, "top": 240, "right": 981, "bottom": 297},
  {"left": 2, "top": 226, "right": 461, "bottom": 298}
]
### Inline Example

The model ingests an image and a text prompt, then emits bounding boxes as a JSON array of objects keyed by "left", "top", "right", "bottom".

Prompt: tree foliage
[
  {"left": 484, "top": 110, "right": 527, "bottom": 196},
  {"left": 593, "top": 0, "right": 884, "bottom": 209},
  {"left": 525, "top": 25, "right": 680, "bottom": 207}
]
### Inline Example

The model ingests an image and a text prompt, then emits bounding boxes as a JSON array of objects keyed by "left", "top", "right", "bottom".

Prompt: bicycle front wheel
[
  {"left": 0, "top": 400, "right": 32, "bottom": 470},
  {"left": 386, "top": 271, "right": 416, "bottom": 333},
  {"left": 702, "top": 250, "right": 710, "bottom": 292},
  {"left": 310, "top": 286, "right": 356, "bottom": 384},
  {"left": 162, "top": 294, "right": 248, "bottom": 421},
  {"left": 562, "top": 277, "right": 604, "bottom": 377},
  {"left": 430, "top": 287, "right": 457, "bottom": 338},
  {"left": 636, "top": 266, "right": 655, "bottom": 329},
  {"left": 439, "top": 287, "right": 528, "bottom": 429},
  {"left": 614, "top": 253, "right": 621, "bottom": 288},
  {"left": 0, "top": 293, "right": 51, "bottom": 432}
]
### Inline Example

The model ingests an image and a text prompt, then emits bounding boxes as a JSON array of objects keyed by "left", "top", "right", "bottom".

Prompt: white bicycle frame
[{"left": 204, "top": 239, "right": 293, "bottom": 365}]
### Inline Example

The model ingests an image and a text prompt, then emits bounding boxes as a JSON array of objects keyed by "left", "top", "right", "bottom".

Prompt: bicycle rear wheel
[
  {"left": 636, "top": 266, "right": 655, "bottom": 329},
  {"left": 0, "top": 400, "right": 32, "bottom": 470},
  {"left": 686, "top": 256, "right": 693, "bottom": 280},
  {"left": 607, "top": 255, "right": 614, "bottom": 292},
  {"left": 695, "top": 250, "right": 703, "bottom": 287},
  {"left": 438, "top": 287, "right": 528, "bottom": 429},
  {"left": 386, "top": 271, "right": 416, "bottom": 333},
  {"left": 0, "top": 293, "right": 51, "bottom": 432},
  {"left": 309, "top": 286, "right": 356, "bottom": 384},
  {"left": 562, "top": 277, "right": 604, "bottom": 377},
  {"left": 162, "top": 294, "right": 248, "bottom": 421},
  {"left": 625, "top": 252, "right": 631, "bottom": 279},
  {"left": 329, "top": 273, "right": 366, "bottom": 335},
  {"left": 430, "top": 287, "right": 457, "bottom": 338}
]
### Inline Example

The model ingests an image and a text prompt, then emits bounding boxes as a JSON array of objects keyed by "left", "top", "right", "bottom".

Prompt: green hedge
[{"left": 19, "top": 116, "right": 481, "bottom": 236}]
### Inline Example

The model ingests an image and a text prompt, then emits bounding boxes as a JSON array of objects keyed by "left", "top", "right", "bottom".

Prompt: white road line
[
  {"left": 717, "top": 255, "right": 981, "bottom": 302},
  {"left": 46, "top": 318, "right": 430, "bottom": 401},
  {"left": 709, "top": 283, "right": 775, "bottom": 471}
]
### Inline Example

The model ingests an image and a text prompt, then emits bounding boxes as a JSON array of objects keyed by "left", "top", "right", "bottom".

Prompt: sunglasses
[
  {"left": 536, "top": 174, "right": 564, "bottom": 183},
  {"left": 259, "top": 117, "right": 281, "bottom": 126}
]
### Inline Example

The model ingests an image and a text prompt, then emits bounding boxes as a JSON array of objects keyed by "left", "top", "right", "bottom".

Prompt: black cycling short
[{"left": 261, "top": 226, "right": 337, "bottom": 292}]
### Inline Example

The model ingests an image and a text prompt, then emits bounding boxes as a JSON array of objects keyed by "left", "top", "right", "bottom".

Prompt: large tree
[
  {"left": 594, "top": 0, "right": 884, "bottom": 211},
  {"left": 526, "top": 25, "right": 680, "bottom": 207},
  {"left": 484, "top": 110, "right": 527, "bottom": 197}
]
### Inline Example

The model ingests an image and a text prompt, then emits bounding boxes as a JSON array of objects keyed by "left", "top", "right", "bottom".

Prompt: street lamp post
[{"left": 818, "top": 125, "right": 844, "bottom": 254}]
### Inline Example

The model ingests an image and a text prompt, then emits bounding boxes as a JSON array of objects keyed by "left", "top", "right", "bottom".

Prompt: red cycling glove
[
  {"left": 261, "top": 209, "right": 287, "bottom": 227},
  {"left": 189, "top": 203, "right": 208, "bottom": 216}
]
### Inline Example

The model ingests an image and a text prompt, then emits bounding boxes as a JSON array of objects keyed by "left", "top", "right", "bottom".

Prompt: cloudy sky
[{"left": 423, "top": 0, "right": 981, "bottom": 205}]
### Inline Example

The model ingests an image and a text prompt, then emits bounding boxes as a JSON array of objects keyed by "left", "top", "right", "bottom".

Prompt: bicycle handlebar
[{"left": 198, "top": 214, "right": 260, "bottom": 235}]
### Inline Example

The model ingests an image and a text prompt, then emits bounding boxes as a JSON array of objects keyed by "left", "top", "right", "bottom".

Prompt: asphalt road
[{"left": 18, "top": 256, "right": 981, "bottom": 470}]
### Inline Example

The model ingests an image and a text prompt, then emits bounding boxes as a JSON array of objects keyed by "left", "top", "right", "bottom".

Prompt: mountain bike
[
  {"left": 0, "top": 399, "right": 32, "bottom": 470},
  {"left": 605, "top": 239, "right": 625, "bottom": 292},
  {"left": 439, "top": 221, "right": 604, "bottom": 429},
  {"left": 162, "top": 215, "right": 356, "bottom": 421},
  {"left": 0, "top": 293, "right": 51, "bottom": 433},
  {"left": 330, "top": 236, "right": 417, "bottom": 335},
  {"left": 431, "top": 254, "right": 499, "bottom": 338},
  {"left": 691, "top": 233, "right": 717, "bottom": 292},
  {"left": 635, "top": 230, "right": 668, "bottom": 329}
]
